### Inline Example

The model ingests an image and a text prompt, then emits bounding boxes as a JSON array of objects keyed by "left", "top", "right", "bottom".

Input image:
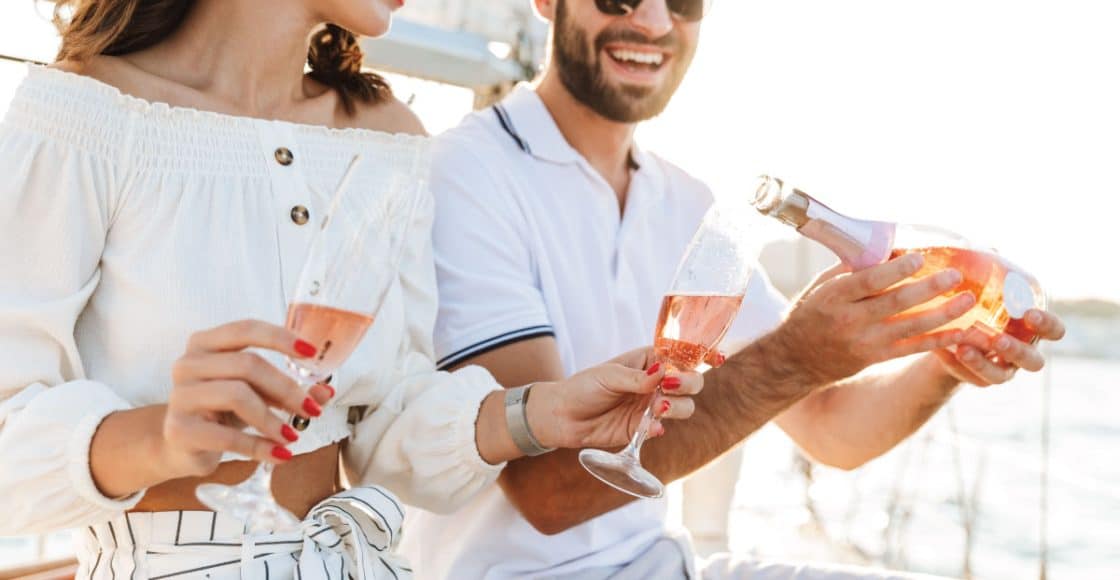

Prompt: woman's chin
[
  {"left": 345, "top": 19, "right": 390, "bottom": 40},
  {"left": 346, "top": 3, "right": 394, "bottom": 38}
]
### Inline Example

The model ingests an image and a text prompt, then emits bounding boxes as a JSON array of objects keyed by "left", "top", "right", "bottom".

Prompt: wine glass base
[
  {"left": 196, "top": 482, "right": 300, "bottom": 534},
  {"left": 578, "top": 448, "right": 664, "bottom": 499}
]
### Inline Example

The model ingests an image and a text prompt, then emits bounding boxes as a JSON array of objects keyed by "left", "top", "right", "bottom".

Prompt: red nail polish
[
  {"left": 322, "top": 384, "right": 336, "bottom": 398},
  {"left": 646, "top": 362, "right": 661, "bottom": 376},
  {"left": 712, "top": 353, "right": 726, "bottom": 367},
  {"left": 662, "top": 377, "right": 682, "bottom": 390},
  {"left": 302, "top": 397, "right": 322, "bottom": 417},
  {"left": 281, "top": 424, "right": 299, "bottom": 442},
  {"left": 294, "top": 340, "right": 317, "bottom": 358},
  {"left": 660, "top": 400, "right": 671, "bottom": 415},
  {"left": 271, "top": 446, "right": 293, "bottom": 461}
]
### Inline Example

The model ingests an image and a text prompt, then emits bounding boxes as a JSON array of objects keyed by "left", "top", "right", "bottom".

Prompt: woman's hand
[
  {"left": 527, "top": 347, "right": 703, "bottom": 450},
  {"left": 160, "top": 320, "right": 334, "bottom": 479}
]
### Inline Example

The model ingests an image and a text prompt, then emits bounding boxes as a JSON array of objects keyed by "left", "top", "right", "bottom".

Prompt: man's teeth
[{"left": 609, "top": 49, "right": 664, "bottom": 66}]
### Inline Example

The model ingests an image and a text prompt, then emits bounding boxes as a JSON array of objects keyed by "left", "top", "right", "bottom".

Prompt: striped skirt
[{"left": 74, "top": 487, "right": 411, "bottom": 580}]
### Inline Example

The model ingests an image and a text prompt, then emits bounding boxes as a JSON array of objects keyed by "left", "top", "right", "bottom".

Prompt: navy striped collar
[
  {"left": 492, "top": 85, "right": 667, "bottom": 196},
  {"left": 494, "top": 85, "right": 646, "bottom": 172}
]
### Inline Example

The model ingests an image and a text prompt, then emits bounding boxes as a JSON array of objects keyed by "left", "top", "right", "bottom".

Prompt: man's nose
[{"left": 627, "top": 0, "right": 674, "bottom": 40}]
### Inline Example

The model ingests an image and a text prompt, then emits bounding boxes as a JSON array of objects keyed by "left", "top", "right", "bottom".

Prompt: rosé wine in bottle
[{"left": 751, "top": 176, "right": 1046, "bottom": 345}]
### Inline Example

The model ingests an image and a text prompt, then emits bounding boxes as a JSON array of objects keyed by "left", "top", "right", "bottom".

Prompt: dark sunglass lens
[
  {"left": 667, "top": 0, "right": 709, "bottom": 21},
  {"left": 595, "top": 0, "right": 638, "bottom": 16}
]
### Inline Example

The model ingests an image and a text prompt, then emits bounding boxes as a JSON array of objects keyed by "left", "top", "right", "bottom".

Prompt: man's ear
[{"left": 533, "top": 0, "right": 558, "bottom": 23}]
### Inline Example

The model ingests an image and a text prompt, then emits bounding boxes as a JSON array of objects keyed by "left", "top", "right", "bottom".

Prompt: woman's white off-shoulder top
[{"left": 0, "top": 66, "right": 502, "bottom": 535}]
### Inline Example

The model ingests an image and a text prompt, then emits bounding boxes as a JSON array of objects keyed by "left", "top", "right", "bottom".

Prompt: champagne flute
[
  {"left": 196, "top": 155, "right": 420, "bottom": 531},
  {"left": 579, "top": 204, "right": 756, "bottom": 498}
]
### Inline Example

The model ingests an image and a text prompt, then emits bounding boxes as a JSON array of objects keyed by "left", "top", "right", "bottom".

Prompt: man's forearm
[
  {"left": 500, "top": 330, "right": 817, "bottom": 534},
  {"left": 778, "top": 354, "right": 961, "bottom": 470}
]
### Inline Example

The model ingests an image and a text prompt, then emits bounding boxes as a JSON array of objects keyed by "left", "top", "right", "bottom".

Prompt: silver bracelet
[{"left": 504, "top": 384, "right": 555, "bottom": 457}]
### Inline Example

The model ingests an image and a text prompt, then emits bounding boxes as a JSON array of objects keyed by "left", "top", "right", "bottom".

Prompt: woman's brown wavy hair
[{"left": 52, "top": 0, "right": 391, "bottom": 114}]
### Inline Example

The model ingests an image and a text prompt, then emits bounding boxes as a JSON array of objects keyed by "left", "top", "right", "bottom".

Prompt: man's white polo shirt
[{"left": 398, "top": 85, "right": 788, "bottom": 579}]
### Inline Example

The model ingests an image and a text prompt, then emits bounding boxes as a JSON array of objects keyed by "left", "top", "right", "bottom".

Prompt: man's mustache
[{"left": 595, "top": 27, "right": 680, "bottom": 53}]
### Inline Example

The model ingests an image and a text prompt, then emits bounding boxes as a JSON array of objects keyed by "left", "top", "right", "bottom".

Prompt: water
[{"left": 729, "top": 355, "right": 1120, "bottom": 580}]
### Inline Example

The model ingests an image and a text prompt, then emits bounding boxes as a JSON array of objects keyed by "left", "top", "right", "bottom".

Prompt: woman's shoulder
[
  {"left": 346, "top": 94, "right": 428, "bottom": 138},
  {"left": 50, "top": 55, "right": 171, "bottom": 104}
]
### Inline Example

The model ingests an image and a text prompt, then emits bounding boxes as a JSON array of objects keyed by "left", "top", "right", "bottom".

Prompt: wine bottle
[{"left": 751, "top": 176, "right": 1045, "bottom": 344}]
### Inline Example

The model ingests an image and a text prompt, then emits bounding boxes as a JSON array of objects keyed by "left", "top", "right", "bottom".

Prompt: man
[{"left": 398, "top": 0, "right": 1066, "bottom": 578}]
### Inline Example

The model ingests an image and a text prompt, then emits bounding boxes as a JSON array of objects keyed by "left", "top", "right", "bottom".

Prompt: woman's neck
[{"left": 125, "top": 0, "right": 323, "bottom": 117}]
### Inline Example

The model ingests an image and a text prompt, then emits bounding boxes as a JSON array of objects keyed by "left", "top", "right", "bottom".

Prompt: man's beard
[{"left": 553, "top": 0, "right": 693, "bottom": 123}]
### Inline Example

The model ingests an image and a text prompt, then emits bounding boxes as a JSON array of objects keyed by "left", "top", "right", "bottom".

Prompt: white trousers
[
  {"left": 682, "top": 447, "right": 744, "bottom": 556},
  {"left": 553, "top": 534, "right": 955, "bottom": 580},
  {"left": 73, "top": 487, "right": 411, "bottom": 580}
]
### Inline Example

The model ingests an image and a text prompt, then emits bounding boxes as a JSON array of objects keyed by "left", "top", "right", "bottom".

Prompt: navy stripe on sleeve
[{"left": 436, "top": 325, "right": 554, "bottom": 370}]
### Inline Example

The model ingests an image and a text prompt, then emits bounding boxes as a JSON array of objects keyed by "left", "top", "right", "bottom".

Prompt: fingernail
[
  {"left": 281, "top": 424, "right": 299, "bottom": 442},
  {"left": 322, "top": 383, "right": 336, "bottom": 398},
  {"left": 661, "top": 376, "right": 682, "bottom": 390},
  {"left": 271, "top": 446, "right": 293, "bottom": 461},
  {"left": 294, "top": 339, "right": 317, "bottom": 358},
  {"left": 654, "top": 423, "right": 666, "bottom": 437},
  {"left": 660, "top": 400, "right": 671, "bottom": 415},
  {"left": 646, "top": 362, "right": 661, "bottom": 376},
  {"left": 712, "top": 353, "right": 726, "bottom": 367},
  {"left": 943, "top": 269, "right": 962, "bottom": 286},
  {"left": 962, "top": 349, "right": 978, "bottom": 361},
  {"left": 907, "top": 254, "right": 924, "bottom": 270},
  {"left": 302, "top": 397, "right": 322, "bottom": 417},
  {"left": 996, "top": 337, "right": 1011, "bottom": 350},
  {"left": 1027, "top": 311, "right": 1043, "bottom": 325}
]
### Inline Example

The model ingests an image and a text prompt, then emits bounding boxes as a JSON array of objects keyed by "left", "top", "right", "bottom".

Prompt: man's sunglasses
[{"left": 594, "top": 0, "right": 713, "bottom": 23}]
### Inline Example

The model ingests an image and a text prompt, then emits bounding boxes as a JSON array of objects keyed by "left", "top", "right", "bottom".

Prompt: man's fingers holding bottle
[
  {"left": 991, "top": 335, "right": 1045, "bottom": 373},
  {"left": 835, "top": 254, "right": 924, "bottom": 301},
  {"left": 862, "top": 269, "right": 965, "bottom": 320},
  {"left": 884, "top": 329, "right": 966, "bottom": 360},
  {"left": 879, "top": 292, "right": 975, "bottom": 343},
  {"left": 954, "top": 346, "right": 1017, "bottom": 386},
  {"left": 797, "top": 262, "right": 851, "bottom": 301},
  {"left": 1025, "top": 309, "right": 1066, "bottom": 341}
]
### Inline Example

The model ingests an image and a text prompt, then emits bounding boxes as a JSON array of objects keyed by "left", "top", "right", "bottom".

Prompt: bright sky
[
  {"left": 2, "top": 1, "right": 1117, "bottom": 301},
  {"left": 639, "top": 0, "right": 1120, "bottom": 302}
]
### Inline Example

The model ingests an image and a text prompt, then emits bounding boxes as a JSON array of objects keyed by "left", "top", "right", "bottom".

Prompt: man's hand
[
  {"left": 933, "top": 309, "right": 1067, "bottom": 386},
  {"left": 774, "top": 254, "right": 974, "bottom": 388}
]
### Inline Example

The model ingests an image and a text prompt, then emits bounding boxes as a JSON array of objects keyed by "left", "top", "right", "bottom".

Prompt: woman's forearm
[
  {"left": 475, "top": 383, "right": 565, "bottom": 466},
  {"left": 89, "top": 404, "right": 174, "bottom": 498}
]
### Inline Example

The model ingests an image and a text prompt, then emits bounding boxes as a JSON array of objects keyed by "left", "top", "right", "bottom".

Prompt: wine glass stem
[
  {"left": 244, "top": 461, "right": 275, "bottom": 495},
  {"left": 621, "top": 387, "right": 663, "bottom": 459},
  {"left": 242, "top": 410, "right": 313, "bottom": 497}
]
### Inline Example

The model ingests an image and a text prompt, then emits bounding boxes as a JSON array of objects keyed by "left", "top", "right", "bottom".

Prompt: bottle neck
[{"left": 752, "top": 176, "right": 896, "bottom": 270}]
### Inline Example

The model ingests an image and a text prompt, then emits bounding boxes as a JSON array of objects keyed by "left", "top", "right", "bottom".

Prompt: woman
[{"left": 0, "top": 0, "right": 702, "bottom": 577}]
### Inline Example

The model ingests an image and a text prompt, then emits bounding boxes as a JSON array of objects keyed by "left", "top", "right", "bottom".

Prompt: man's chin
[{"left": 593, "top": 101, "right": 666, "bottom": 124}]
